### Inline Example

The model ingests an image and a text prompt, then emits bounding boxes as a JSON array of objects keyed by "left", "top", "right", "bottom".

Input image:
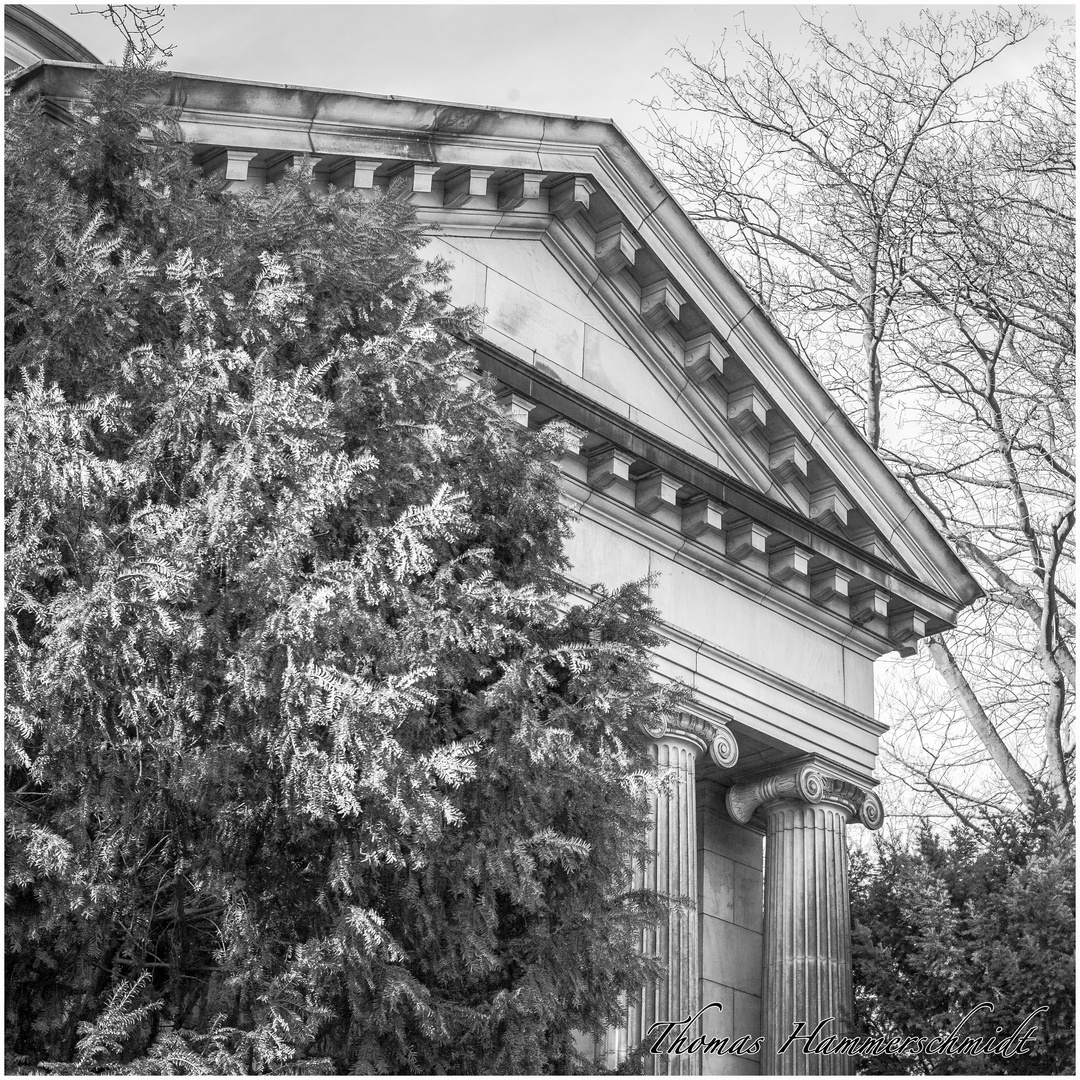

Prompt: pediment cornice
[
  {"left": 483, "top": 343, "right": 965, "bottom": 644},
  {"left": 11, "top": 61, "right": 981, "bottom": 629}
]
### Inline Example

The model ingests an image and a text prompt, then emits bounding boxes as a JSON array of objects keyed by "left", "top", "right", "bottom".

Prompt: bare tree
[
  {"left": 646, "top": 9, "right": 1074, "bottom": 816},
  {"left": 73, "top": 4, "right": 175, "bottom": 61}
]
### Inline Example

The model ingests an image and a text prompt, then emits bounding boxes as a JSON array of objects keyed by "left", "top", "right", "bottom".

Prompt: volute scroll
[
  {"left": 639, "top": 711, "right": 739, "bottom": 769},
  {"left": 726, "top": 762, "right": 884, "bottom": 830}
]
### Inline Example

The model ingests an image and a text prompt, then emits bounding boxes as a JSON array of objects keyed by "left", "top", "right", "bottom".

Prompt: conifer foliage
[
  {"left": 850, "top": 799, "right": 1075, "bottom": 1075},
  {"left": 5, "top": 64, "right": 681, "bottom": 1073}
]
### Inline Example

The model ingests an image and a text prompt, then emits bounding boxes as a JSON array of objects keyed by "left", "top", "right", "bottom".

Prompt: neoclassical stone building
[{"left": 7, "top": 12, "right": 979, "bottom": 1075}]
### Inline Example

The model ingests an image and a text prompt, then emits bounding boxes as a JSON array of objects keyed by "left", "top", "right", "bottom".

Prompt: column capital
[
  {"left": 641, "top": 711, "right": 739, "bottom": 769},
  {"left": 726, "top": 762, "right": 883, "bottom": 830}
]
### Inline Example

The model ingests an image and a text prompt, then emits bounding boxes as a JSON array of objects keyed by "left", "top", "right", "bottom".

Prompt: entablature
[{"left": 483, "top": 346, "right": 963, "bottom": 658}]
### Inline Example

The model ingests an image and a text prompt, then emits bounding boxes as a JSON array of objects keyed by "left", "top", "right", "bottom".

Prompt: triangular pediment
[{"left": 11, "top": 60, "right": 980, "bottom": 643}]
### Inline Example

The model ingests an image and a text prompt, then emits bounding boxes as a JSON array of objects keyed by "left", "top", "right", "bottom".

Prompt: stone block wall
[{"left": 697, "top": 776, "right": 764, "bottom": 1076}]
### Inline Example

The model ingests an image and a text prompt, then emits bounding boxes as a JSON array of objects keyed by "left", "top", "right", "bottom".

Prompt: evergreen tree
[
  {"left": 850, "top": 799, "right": 1075, "bottom": 1075},
  {"left": 5, "top": 63, "right": 682, "bottom": 1074}
]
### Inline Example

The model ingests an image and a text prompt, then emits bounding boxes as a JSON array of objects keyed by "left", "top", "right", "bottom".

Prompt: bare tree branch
[
  {"left": 73, "top": 5, "right": 175, "bottom": 61},
  {"left": 647, "top": 10, "right": 1074, "bottom": 820},
  {"left": 927, "top": 635, "right": 1038, "bottom": 806}
]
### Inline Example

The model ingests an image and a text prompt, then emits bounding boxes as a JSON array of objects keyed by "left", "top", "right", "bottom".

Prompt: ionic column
[
  {"left": 727, "top": 763, "right": 883, "bottom": 1076},
  {"left": 609, "top": 714, "right": 738, "bottom": 1075}
]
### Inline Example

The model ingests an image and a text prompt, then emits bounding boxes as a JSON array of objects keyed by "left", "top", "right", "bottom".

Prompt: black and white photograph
[{"left": 4, "top": 2, "right": 1074, "bottom": 1074}]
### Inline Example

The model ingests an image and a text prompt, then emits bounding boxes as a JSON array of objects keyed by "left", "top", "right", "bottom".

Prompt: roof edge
[
  {"left": 5, "top": 6, "right": 102, "bottom": 66},
  {"left": 10, "top": 60, "right": 982, "bottom": 610}
]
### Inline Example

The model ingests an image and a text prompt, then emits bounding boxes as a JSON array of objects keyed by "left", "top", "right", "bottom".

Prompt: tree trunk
[{"left": 927, "top": 635, "right": 1038, "bottom": 807}]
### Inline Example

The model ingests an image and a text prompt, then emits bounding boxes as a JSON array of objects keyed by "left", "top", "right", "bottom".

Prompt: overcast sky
[{"left": 30, "top": 3, "right": 1070, "bottom": 150}]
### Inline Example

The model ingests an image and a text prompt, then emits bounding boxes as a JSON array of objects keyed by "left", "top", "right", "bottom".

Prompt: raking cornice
[{"left": 9, "top": 61, "right": 981, "bottom": 621}]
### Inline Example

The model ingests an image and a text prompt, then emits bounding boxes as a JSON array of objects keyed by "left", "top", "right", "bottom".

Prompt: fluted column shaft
[
  {"left": 606, "top": 715, "right": 739, "bottom": 1075},
  {"left": 627, "top": 731, "right": 700, "bottom": 1075},
  {"left": 727, "top": 763, "right": 883, "bottom": 1076},
  {"left": 762, "top": 801, "right": 854, "bottom": 1075}
]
